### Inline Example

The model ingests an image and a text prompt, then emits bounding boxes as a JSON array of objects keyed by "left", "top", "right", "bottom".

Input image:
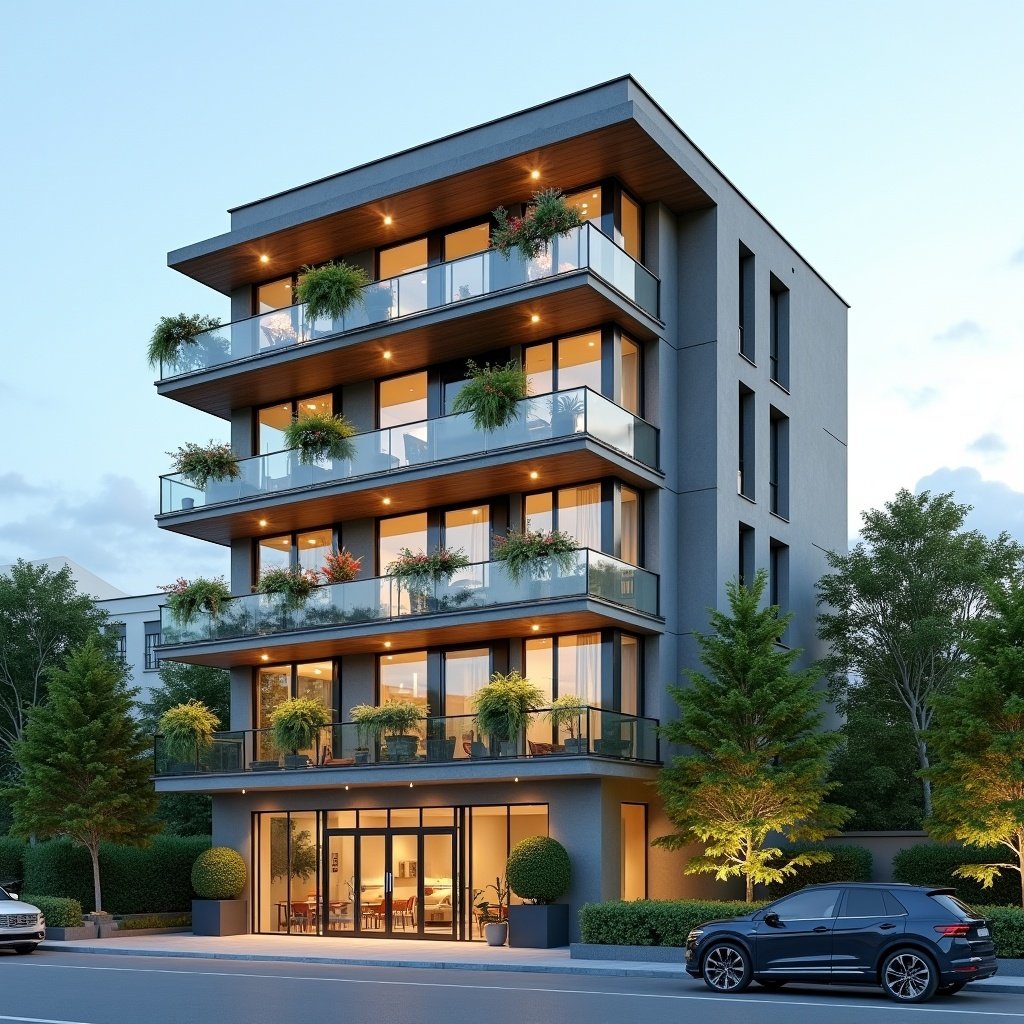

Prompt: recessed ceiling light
[
  {"left": 261, "top": 654, "right": 269, "bottom": 661},
  {"left": 592, "top": 192, "right": 598, "bottom": 198},
  {"left": 514, "top": 777, "right": 519, "bottom": 783},
  {"left": 530, "top": 314, "right": 540, "bottom": 323},
  {"left": 260, "top": 254, "right": 269, "bottom": 264},
  {"left": 383, "top": 497, "right": 391, "bottom": 506},
  {"left": 384, "top": 215, "right": 393, "bottom": 225},
  {"left": 242, "top": 788, "right": 246, "bottom": 794},
  {"left": 531, "top": 624, "right": 540, "bottom": 631},
  {"left": 314, "top": 668, "right": 322, "bottom": 675},
  {"left": 383, "top": 351, "right": 392, "bottom": 359},
  {"left": 409, "top": 783, "right": 413, "bottom": 788},
  {"left": 384, "top": 641, "right": 392, "bottom": 648},
  {"left": 345, "top": 785, "right": 349, "bottom": 791},
  {"left": 472, "top": 509, "right": 480, "bottom": 516},
  {"left": 259, "top": 519, "right": 268, "bottom": 527},
  {"left": 306, "top": 402, "right": 317, "bottom": 409},
  {"left": 588, "top": 341, "right": 595, "bottom": 347},
  {"left": 529, "top": 471, "right": 538, "bottom": 480},
  {"left": 530, "top": 170, "right": 540, "bottom": 180}
]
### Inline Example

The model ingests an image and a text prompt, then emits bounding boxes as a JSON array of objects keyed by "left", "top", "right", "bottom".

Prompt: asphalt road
[{"left": 0, "top": 950, "right": 1020, "bottom": 1024}]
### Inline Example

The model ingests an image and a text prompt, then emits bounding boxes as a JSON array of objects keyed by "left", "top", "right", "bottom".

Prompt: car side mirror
[
  {"left": 8, "top": 892, "right": 18, "bottom": 900},
  {"left": 763, "top": 912, "right": 780, "bottom": 927}
]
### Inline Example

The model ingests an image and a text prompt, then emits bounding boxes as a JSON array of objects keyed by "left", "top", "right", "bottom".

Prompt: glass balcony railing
[
  {"left": 153, "top": 705, "right": 660, "bottom": 776},
  {"left": 159, "top": 549, "right": 659, "bottom": 646},
  {"left": 157, "top": 223, "right": 660, "bottom": 379},
  {"left": 160, "top": 388, "right": 658, "bottom": 514}
]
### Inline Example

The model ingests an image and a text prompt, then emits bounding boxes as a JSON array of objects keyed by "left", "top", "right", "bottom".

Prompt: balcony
[
  {"left": 157, "top": 551, "right": 661, "bottom": 666},
  {"left": 160, "top": 388, "right": 659, "bottom": 528},
  {"left": 153, "top": 706, "right": 660, "bottom": 779}
]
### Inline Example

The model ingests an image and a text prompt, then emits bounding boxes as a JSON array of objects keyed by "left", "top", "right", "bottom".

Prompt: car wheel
[
  {"left": 756, "top": 979, "right": 786, "bottom": 990},
  {"left": 881, "top": 949, "right": 939, "bottom": 1003},
  {"left": 13, "top": 944, "right": 37, "bottom": 955},
  {"left": 937, "top": 982, "right": 966, "bottom": 996},
  {"left": 701, "top": 942, "right": 752, "bottom": 993}
]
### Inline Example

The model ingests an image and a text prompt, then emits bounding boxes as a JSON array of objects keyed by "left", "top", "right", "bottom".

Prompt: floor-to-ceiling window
[{"left": 256, "top": 662, "right": 335, "bottom": 762}]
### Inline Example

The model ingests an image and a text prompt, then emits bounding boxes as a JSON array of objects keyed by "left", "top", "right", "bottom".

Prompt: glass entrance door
[{"left": 323, "top": 827, "right": 456, "bottom": 939}]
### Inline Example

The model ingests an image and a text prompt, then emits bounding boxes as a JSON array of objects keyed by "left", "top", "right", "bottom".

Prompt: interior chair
[{"left": 289, "top": 901, "right": 313, "bottom": 932}]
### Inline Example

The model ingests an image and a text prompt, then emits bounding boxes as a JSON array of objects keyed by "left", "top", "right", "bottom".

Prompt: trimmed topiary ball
[
  {"left": 506, "top": 835, "right": 571, "bottom": 904},
  {"left": 191, "top": 847, "right": 247, "bottom": 900}
]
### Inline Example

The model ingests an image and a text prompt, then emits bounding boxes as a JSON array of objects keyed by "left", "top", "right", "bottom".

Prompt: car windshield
[
  {"left": 0, "top": 885, "right": 9, "bottom": 899},
  {"left": 931, "top": 893, "right": 978, "bottom": 920}
]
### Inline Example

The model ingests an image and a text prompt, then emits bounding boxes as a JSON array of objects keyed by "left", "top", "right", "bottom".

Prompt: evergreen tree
[
  {"left": 655, "top": 571, "right": 849, "bottom": 901},
  {"left": 926, "top": 577, "right": 1024, "bottom": 907},
  {"left": 7, "top": 638, "right": 159, "bottom": 911}
]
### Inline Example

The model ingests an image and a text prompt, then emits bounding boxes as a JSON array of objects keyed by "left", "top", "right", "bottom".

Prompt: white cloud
[
  {"left": 966, "top": 432, "right": 1008, "bottom": 456},
  {"left": 915, "top": 467, "right": 1024, "bottom": 542},
  {"left": 932, "top": 320, "right": 985, "bottom": 344}
]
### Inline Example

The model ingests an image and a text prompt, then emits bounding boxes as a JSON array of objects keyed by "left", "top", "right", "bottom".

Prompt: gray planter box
[
  {"left": 84, "top": 913, "right": 116, "bottom": 938},
  {"left": 571, "top": 942, "right": 684, "bottom": 963},
  {"left": 46, "top": 923, "right": 98, "bottom": 941},
  {"left": 508, "top": 904, "right": 569, "bottom": 948},
  {"left": 192, "top": 899, "right": 248, "bottom": 936}
]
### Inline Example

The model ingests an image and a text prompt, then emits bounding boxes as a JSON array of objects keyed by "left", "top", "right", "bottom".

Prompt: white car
[{"left": 0, "top": 886, "right": 45, "bottom": 955}]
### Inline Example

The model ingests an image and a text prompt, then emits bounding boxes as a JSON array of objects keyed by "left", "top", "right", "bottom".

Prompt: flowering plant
[
  {"left": 386, "top": 547, "right": 471, "bottom": 585},
  {"left": 492, "top": 529, "right": 579, "bottom": 583},
  {"left": 160, "top": 576, "right": 231, "bottom": 624},
  {"left": 321, "top": 548, "right": 362, "bottom": 584},
  {"left": 450, "top": 359, "right": 529, "bottom": 431},
  {"left": 255, "top": 566, "right": 321, "bottom": 605},
  {"left": 491, "top": 188, "right": 585, "bottom": 260},
  {"left": 283, "top": 411, "right": 357, "bottom": 465},
  {"left": 167, "top": 441, "right": 240, "bottom": 490}
]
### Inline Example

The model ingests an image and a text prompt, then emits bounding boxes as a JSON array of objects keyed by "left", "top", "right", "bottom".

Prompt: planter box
[
  {"left": 570, "top": 942, "right": 683, "bottom": 963},
  {"left": 113, "top": 926, "right": 192, "bottom": 937},
  {"left": 192, "top": 899, "right": 248, "bottom": 936},
  {"left": 84, "top": 913, "right": 116, "bottom": 938},
  {"left": 45, "top": 924, "right": 98, "bottom": 941},
  {"left": 508, "top": 904, "right": 569, "bottom": 948}
]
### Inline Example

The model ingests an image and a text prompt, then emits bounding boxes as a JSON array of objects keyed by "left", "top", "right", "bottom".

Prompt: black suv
[{"left": 684, "top": 883, "right": 997, "bottom": 1003}]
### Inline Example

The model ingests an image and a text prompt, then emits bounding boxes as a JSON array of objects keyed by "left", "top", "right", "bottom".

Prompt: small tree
[
  {"left": 926, "top": 577, "right": 1024, "bottom": 907},
  {"left": 6, "top": 639, "right": 159, "bottom": 912},
  {"left": 655, "top": 571, "right": 849, "bottom": 901}
]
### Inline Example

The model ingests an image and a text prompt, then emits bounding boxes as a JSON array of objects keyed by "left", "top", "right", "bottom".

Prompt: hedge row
[
  {"left": 893, "top": 844, "right": 1021, "bottom": 906},
  {"left": 21, "top": 894, "right": 83, "bottom": 928},
  {"left": 0, "top": 835, "right": 24, "bottom": 885},
  {"left": 977, "top": 906, "right": 1024, "bottom": 959},
  {"left": 765, "top": 844, "right": 873, "bottom": 897},
  {"left": 21, "top": 836, "right": 210, "bottom": 914},
  {"left": 580, "top": 899, "right": 766, "bottom": 947}
]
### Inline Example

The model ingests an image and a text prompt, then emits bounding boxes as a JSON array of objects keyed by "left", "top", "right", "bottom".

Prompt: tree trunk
[
  {"left": 746, "top": 872, "right": 753, "bottom": 903},
  {"left": 915, "top": 737, "right": 932, "bottom": 818},
  {"left": 745, "top": 834, "right": 754, "bottom": 903},
  {"left": 89, "top": 843, "right": 102, "bottom": 913},
  {"left": 1018, "top": 846, "right": 1024, "bottom": 910}
]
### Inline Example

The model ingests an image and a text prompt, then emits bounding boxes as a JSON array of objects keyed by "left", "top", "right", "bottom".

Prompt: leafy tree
[
  {"left": 6, "top": 639, "right": 159, "bottom": 912},
  {"left": 655, "top": 571, "right": 849, "bottom": 901},
  {"left": 0, "top": 559, "right": 114, "bottom": 761},
  {"left": 926, "top": 577, "right": 1024, "bottom": 906},
  {"left": 817, "top": 489, "right": 1022, "bottom": 816}
]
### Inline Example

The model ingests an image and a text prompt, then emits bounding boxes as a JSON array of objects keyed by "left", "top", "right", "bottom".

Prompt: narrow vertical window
[
  {"left": 620, "top": 803, "right": 647, "bottom": 900},
  {"left": 738, "top": 523, "right": 754, "bottom": 587},
  {"left": 770, "top": 539, "right": 789, "bottom": 611},
  {"left": 770, "top": 275, "right": 790, "bottom": 387},
  {"left": 738, "top": 385, "right": 755, "bottom": 498},
  {"left": 769, "top": 407, "right": 790, "bottom": 518},
  {"left": 738, "top": 245, "right": 755, "bottom": 360},
  {"left": 144, "top": 621, "right": 161, "bottom": 671}
]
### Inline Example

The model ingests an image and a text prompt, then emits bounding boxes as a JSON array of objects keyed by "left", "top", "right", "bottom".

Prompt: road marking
[
  {"left": 12, "top": 961, "right": 1024, "bottom": 1017},
  {"left": 0, "top": 1017, "right": 95, "bottom": 1024}
]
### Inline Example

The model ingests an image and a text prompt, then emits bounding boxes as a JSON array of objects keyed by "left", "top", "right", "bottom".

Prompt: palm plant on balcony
[
  {"left": 158, "top": 700, "right": 220, "bottom": 771},
  {"left": 492, "top": 529, "right": 579, "bottom": 583},
  {"left": 450, "top": 359, "right": 529, "bottom": 431},
  {"left": 472, "top": 670, "right": 544, "bottom": 756},
  {"left": 386, "top": 547, "right": 470, "bottom": 589},
  {"left": 320, "top": 548, "right": 363, "bottom": 584},
  {"left": 160, "top": 576, "right": 231, "bottom": 625},
  {"left": 295, "top": 261, "right": 369, "bottom": 322},
  {"left": 270, "top": 698, "right": 333, "bottom": 768},
  {"left": 349, "top": 699, "right": 425, "bottom": 762},
  {"left": 147, "top": 313, "right": 222, "bottom": 369},
  {"left": 546, "top": 693, "right": 588, "bottom": 753},
  {"left": 255, "top": 566, "right": 321, "bottom": 607},
  {"left": 491, "top": 188, "right": 585, "bottom": 260},
  {"left": 283, "top": 411, "right": 357, "bottom": 465},
  {"left": 167, "top": 441, "right": 241, "bottom": 490}
]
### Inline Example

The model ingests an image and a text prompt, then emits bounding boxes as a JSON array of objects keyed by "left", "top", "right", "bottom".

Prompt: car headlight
[{"left": 687, "top": 928, "right": 704, "bottom": 942}]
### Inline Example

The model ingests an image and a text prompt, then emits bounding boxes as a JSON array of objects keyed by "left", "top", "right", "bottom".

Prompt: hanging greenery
[
  {"left": 491, "top": 188, "right": 585, "bottom": 260},
  {"left": 167, "top": 441, "right": 240, "bottom": 489},
  {"left": 255, "top": 566, "right": 321, "bottom": 605},
  {"left": 295, "top": 261, "right": 370, "bottom": 321},
  {"left": 159, "top": 577, "right": 232, "bottom": 624},
  {"left": 492, "top": 529, "right": 579, "bottom": 583},
  {"left": 386, "top": 547, "right": 471, "bottom": 585},
  {"left": 450, "top": 359, "right": 529, "bottom": 431},
  {"left": 147, "top": 314, "right": 222, "bottom": 369},
  {"left": 269, "top": 697, "right": 332, "bottom": 756},
  {"left": 472, "top": 670, "right": 545, "bottom": 744},
  {"left": 283, "top": 411, "right": 357, "bottom": 464},
  {"left": 158, "top": 700, "right": 221, "bottom": 765}
]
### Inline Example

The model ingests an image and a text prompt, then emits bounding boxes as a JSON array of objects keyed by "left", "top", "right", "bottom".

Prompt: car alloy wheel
[
  {"left": 702, "top": 943, "right": 751, "bottom": 993},
  {"left": 882, "top": 949, "right": 938, "bottom": 1003}
]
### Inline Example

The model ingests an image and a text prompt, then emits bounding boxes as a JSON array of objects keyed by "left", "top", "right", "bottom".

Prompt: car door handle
[
  {"left": 813, "top": 926, "right": 829, "bottom": 933},
  {"left": 880, "top": 923, "right": 896, "bottom": 930}
]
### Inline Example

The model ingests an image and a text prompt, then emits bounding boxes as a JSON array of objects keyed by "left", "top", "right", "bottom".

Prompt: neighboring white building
[{"left": 0, "top": 556, "right": 163, "bottom": 705}]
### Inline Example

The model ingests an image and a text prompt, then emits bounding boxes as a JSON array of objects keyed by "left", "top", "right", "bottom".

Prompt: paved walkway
[{"left": 38, "top": 933, "right": 1024, "bottom": 993}]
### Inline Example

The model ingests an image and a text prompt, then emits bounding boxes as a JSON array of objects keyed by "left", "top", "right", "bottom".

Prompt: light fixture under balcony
[
  {"left": 259, "top": 519, "right": 268, "bottom": 527},
  {"left": 530, "top": 314, "right": 540, "bottom": 323},
  {"left": 530, "top": 170, "right": 540, "bottom": 180},
  {"left": 383, "top": 215, "right": 393, "bottom": 225},
  {"left": 260, "top": 654, "right": 269, "bottom": 662},
  {"left": 531, "top": 624, "right": 540, "bottom": 632},
  {"left": 384, "top": 641, "right": 392, "bottom": 649},
  {"left": 529, "top": 471, "right": 539, "bottom": 480},
  {"left": 382, "top": 497, "right": 391, "bottom": 506},
  {"left": 383, "top": 350, "right": 392, "bottom": 360},
  {"left": 260, "top": 254, "right": 269, "bottom": 264}
]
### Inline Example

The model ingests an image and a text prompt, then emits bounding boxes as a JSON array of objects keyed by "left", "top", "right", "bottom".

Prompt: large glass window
[
  {"left": 380, "top": 650, "right": 428, "bottom": 715},
  {"left": 619, "top": 635, "right": 639, "bottom": 715},
  {"left": 379, "top": 512, "right": 428, "bottom": 574},
  {"left": 443, "top": 648, "right": 490, "bottom": 718},
  {"left": 526, "top": 483, "right": 602, "bottom": 549},
  {"left": 258, "top": 530, "right": 333, "bottom": 577},
  {"left": 257, "top": 662, "right": 333, "bottom": 762},
  {"left": 620, "top": 486, "right": 640, "bottom": 566},
  {"left": 297, "top": 529, "right": 332, "bottom": 574},
  {"left": 258, "top": 535, "right": 293, "bottom": 574},
  {"left": 444, "top": 223, "right": 489, "bottom": 261},
  {"left": 379, "top": 238, "right": 428, "bottom": 280},
  {"left": 256, "top": 277, "right": 294, "bottom": 313},
  {"left": 619, "top": 335, "right": 640, "bottom": 414},
  {"left": 620, "top": 193, "right": 641, "bottom": 261},
  {"left": 566, "top": 186, "right": 602, "bottom": 225},
  {"left": 444, "top": 505, "right": 489, "bottom": 586},
  {"left": 526, "top": 332, "right": 601, "bottom": 397},
  {"left": 259, "top": 394, "right": 332, "bottom": 454},
  {"left": 256, "top": 810, "right": 319, "bottom": 934}
]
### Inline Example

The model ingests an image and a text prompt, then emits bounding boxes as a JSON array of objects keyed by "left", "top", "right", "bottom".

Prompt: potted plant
[
  {"left": 474, "top": 876, "right": 510, "bottom": 946},
  {"left": 546, "top": 694, "right": 588, "bottom": 754},
  {"left": 157, "top": 700, "right": 220, "bottom": 773},
  {"left": 425, "top": 718, "right": 456, "bottom": 761},
  {"left": 492, "top": 529, "right": 579, "bottom": 584},
  {"left": 349, "top": 699, "right": 425, "bottom": 762},
  {"left": 295, "top": 260, "right": 369, "bottom": 323},
  {"left": 506, "top": 836, "right": 572, "bottom": 947},
  {"left": 269, "top": 698, "right": 332, "bottom": 768},
  {"left": 363, "top": 281, "right": 393, "bottom": 322},
  {"left": 450, "top": 359, "right": 529, "bottom": 431},
  {"left": 166, "top": 441, "right": 240, "bottom": 492},
  {"left": 191, "top": 846, "right": 248, "bottom": 936},
  {"left": 387, "top": 547, "right": 471, "bottom": 611},
  {"left": 490, "top": 188, "right": 585, "bottom": 260},
  {"left": 255, "top": 566, "right": 321, "bottom": 608},
  {"left": 472, "top": 670, "right": 544, "bottom": 757},
  {"left": 283, "top": 411, "right": 357, "bottom": 465},
  {"left": 159, "top": 576, "right": 231, "bottom": 626},
  {"left": 550, "top": 391, "right": 585, "bottom": 434},
  {"left": 321, "top": 548, "right": 362, "bottom": 584},
  {"left": 147, "top": 313, "right": 222, "bottom": 370}
]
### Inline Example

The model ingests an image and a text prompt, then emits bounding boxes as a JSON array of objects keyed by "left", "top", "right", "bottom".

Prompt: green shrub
[
  {"left": 192, "top": 847, "right": 246, "bottom": 900},
  {"left": 507, "top": 836, "right": 571, "bottom": 903},
  {"left": 765, "top": 844, "right": 873, "bottom": 897},
  {"left": 296, "top": 261, "right": 368, "bottom": 321},
  {"left": 22, "top": 894, "right": 83, "bottom": 928},
  {"left": 23, "top": 836, "right": 210, "bottom": 913},
  {"left": 892, "top": 844, "right": 1021, "bottom": 906},
  {"left": 0, "top": 836, "right": 25, "bottom": 884},
  {"left": 976, "top": 906, "right": 1024, "bottom": 959},
  {"left": 580, "top": 899, "right": 766, "bottom": 946},
  {"left": 117, "top": 913, "right": 192, "bottom": 930}
]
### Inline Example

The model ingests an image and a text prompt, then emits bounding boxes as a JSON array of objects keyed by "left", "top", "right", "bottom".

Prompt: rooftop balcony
[
  {"left": 157, "top": 550, "right": 661, "bottom": 668},
  {"left": 153, "top": 706, "right": 660, "bottom": 783},
  {"left": 158, "top": 388, "right": 660, "bottom": 544},
  {"left": 157, "top": 224, "right": 661, "bottom": 418}
]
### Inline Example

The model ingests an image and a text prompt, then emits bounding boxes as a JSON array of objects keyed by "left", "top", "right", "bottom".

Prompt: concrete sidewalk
[{"left": 38, "top": 932, "right": 1024, "bottom": 993}]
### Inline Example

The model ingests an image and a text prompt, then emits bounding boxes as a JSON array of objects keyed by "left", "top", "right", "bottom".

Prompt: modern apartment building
[{"left": 153, "top": 77, "right": 847, "bottom": 942}]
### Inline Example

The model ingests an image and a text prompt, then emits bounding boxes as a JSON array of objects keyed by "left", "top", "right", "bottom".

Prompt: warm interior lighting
[
  {"left": 383, "top": 350, "right": 392, "bottom": 360},
  {"left": 409, "top": 783, "right": 413, "bottom": 789},
  {"left": 261, "top": 654, "right": 269, "bottom": 662},
  {"left": 241, "top": 789, "right": 246, "bottom": 795},
  {"left": 383, "top": 215, "right": 393, "bottom": 225},
  {"left": 514, "top": 777, "right": 519, "bottom": 783},
  {"left": 384, "top": 641, "right": 392, "bottom": 649},
  {"left": 530, "top": 314, "right": 540, "bottom": 323},
  {"left": 530, "top": 471, "right": 539, "bottom": 480},
  {"left": 383, "top": 497, "right": 391, "bottom": 506},
  {"left": 259, "top": 519, "right": 268, "bottom": 527},
  {"left": 344, "top": 785, "right": 349, "bottom": 791},
  {"left": 530, "top": 170, "right": 540, "bottom": 180},
  {"left": 313, "top": 668, "right": 322, "bottom": 675},
  {"left": 260, "top": 254, "right": 269, "bottom": 264},
  {"left": 531, "top": 624, "right": 540, "bottom": 631}
]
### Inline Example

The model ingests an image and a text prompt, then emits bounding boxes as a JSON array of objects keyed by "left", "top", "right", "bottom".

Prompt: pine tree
[
  {"left": 8, "top": 638, "right": 159, "bottom": 912},
  {"left": 926, "top": 577, "right": 1024, "bottom": 907},
  {"left": 655, "top": 571, "right": 849, "bottom": 901}
]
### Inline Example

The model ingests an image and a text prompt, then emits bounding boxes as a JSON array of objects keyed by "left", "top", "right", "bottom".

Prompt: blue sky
[{"left": 1, "top": 1, "right": 1021, "bottom": 593}]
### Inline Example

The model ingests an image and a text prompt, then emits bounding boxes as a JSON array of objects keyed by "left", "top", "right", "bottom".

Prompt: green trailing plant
[
  {"left": 255, "top": 566, "right": 321, "bottom": 605},
  {"left": 147, "top": 314, "right": 221, "bottom": 369},
  {"left": 492, "top": 529, "right": 579, "bottom": 583},
  {"left": 349, "top": 700, "right": 425, "bottom": 746},
  {"left": 491, "top": 188, "right": 585, "bottom": 260},
  {"left": 167, "top": 441, "right": 240, "bottom": 489},
  {"left": 191, "top": 847, "right": 247, "bottom": 900},
  {"left": 283, "top": 411, "right": 357, "bottom": 464},
  {"left": 450, "top": 359, "right": 529, "bottom": 431},
  {"left": 158, "top": 700, "right": 220, "bottom": 765},
  {"left": 386, "top": 547, "right": 471, "bottom": 586},
  {"left": 506, "top": 835, "right": 571, "bottom": 904},
  {"left": 546, "top": 693, "right": 588, "bottom": 740},
  {"left": 269, "top": 698, "right": 332, "bottom": 756},
  {"left": 296, "top": 261, "right": 369, "bottom": 321},
  {"left": 472, "top": 670, "right": 544, "bottom": 745},
  {"left": 159, "top": 577, "right": 231, "bottom": 625}
]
